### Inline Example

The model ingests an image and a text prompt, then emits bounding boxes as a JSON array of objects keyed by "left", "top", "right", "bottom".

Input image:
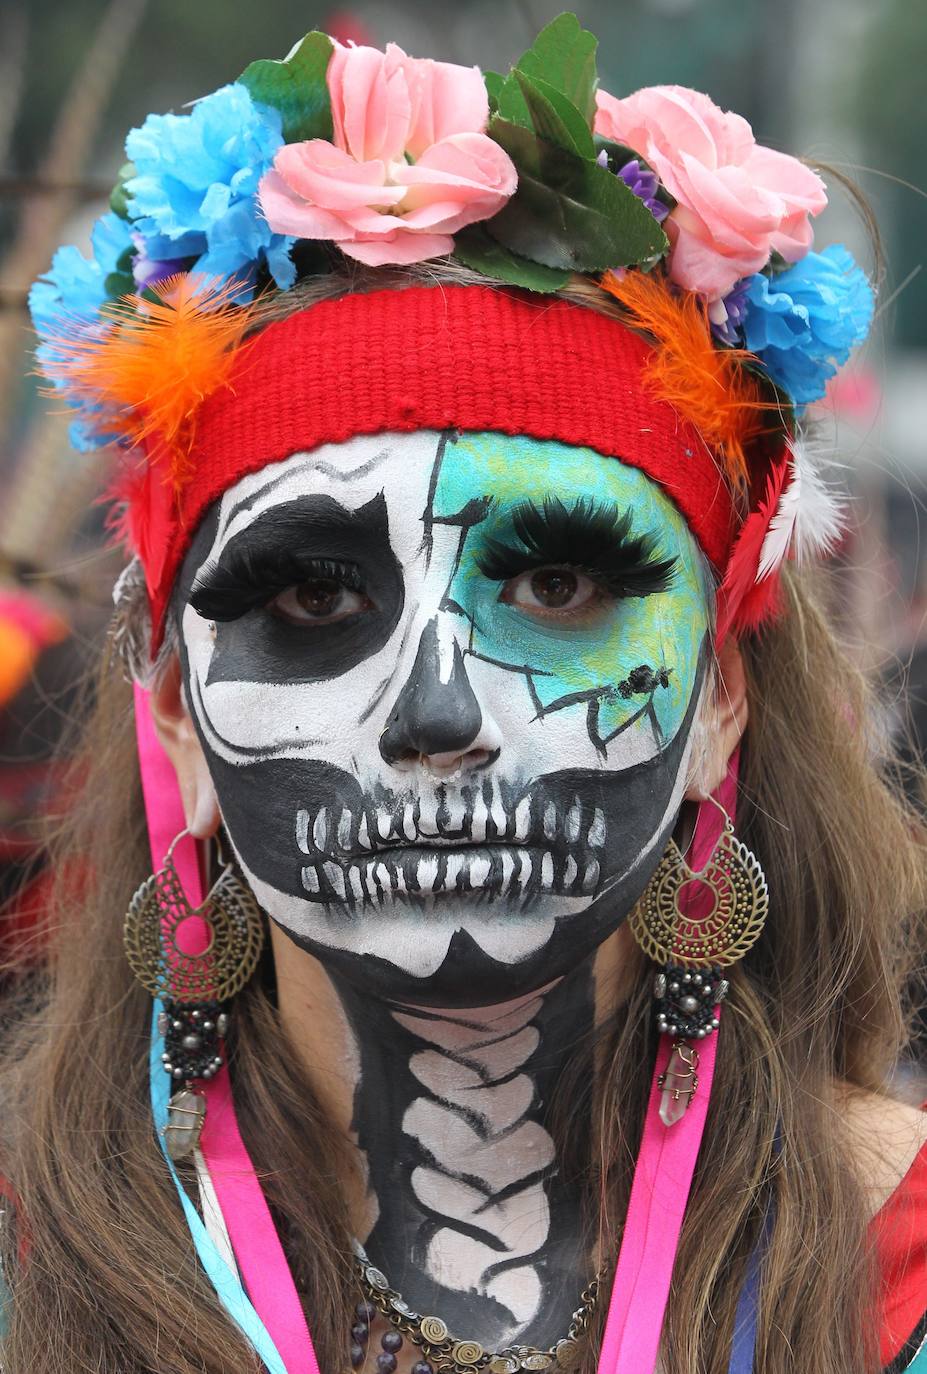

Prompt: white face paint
[{"left": 176, "top": 430, "right": 711, "bottom": 1003}]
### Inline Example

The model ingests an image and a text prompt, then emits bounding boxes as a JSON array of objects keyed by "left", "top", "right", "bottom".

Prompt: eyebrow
[
  {"left": 189, "top": 493, "right": 388, "bottom": 621},
  {"left": 475, "top": 496, "right": 678, "bottom": 598}
]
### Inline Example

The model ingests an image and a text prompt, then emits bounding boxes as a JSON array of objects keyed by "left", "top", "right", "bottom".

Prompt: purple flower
[
  {"left": 131, "top": 233, "right": 190, "bottom": 291},
  {"left": 603, "top": 154, "right": 669, "bottom": 222},
  {"left": 709, "top": 279, "right": 749, "bottom": 345}
]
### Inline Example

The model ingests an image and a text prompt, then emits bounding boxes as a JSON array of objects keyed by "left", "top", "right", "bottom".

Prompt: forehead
[{"left": 205, "top": 429, "right": 696, "bottom": 552}]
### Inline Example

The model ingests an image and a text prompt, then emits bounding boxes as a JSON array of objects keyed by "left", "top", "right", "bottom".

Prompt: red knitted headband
[{"left": 128, "top": 283, "right": 769, "bottom": 648}]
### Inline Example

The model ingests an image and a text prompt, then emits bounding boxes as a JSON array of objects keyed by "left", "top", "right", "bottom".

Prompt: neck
[{"left": 270, "top": 924, "right": 635, "bottom": 1350}]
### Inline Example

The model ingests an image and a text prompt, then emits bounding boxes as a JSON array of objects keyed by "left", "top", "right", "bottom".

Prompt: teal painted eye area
[{"left": 434, "top": 434, "right": 711, "bottom": 749}]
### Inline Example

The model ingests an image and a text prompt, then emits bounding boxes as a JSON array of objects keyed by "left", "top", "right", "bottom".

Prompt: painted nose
[{"left": 379, "top": 618, "right": 496, "bottom": 772}]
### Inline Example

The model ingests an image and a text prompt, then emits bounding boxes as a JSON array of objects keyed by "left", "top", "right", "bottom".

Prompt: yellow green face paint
[{"left": 435, "top": 433, "right": 710, "bottom": 754}]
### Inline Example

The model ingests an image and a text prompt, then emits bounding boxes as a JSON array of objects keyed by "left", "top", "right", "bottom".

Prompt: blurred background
[{"left": 0, "top": 0, "right": 924, "bottom": 956}]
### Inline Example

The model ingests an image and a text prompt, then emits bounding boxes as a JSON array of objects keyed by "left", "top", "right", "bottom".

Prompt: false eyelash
[
  {"left": 190, "top": 549, "right": 362, "bottom": 621},
  {"left": 476, "top": 497, "right": 678, "bottom": 599}
]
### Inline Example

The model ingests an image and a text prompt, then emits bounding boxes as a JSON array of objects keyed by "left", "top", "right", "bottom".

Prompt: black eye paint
[
  {"left": 191, "top": 550, "right": 363, "bottom": 622},
  {"left": 179, "top": 493, "right": 405, "bottom": 687},
  {"left": 476, "top": 496, "right": 678, "bottom": 599}
]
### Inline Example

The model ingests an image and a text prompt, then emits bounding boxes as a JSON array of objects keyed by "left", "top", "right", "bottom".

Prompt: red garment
[{"left": 872, "top": 1135, "right": 927, "bottom": 1366}]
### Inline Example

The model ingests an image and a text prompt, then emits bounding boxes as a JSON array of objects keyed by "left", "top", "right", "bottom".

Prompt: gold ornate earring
[
  {"left": 124, "top": 829, "right": 265, "bottom": 1154},
  {"left": 631, "top": 798, "right": 768, "bottom": 967},
  {"left": 629, "top": 798, "right": 768, "bottom": 1124},
  {"left": 629, "top": 797, "right": 768, "bottom": 1037}
]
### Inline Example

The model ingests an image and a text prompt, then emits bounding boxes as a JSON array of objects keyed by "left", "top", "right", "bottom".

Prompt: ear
[
  {"left": 147, "top": 655, "right": 221, "bottom": 839},
  {"left": 684, "top": 635, "right": 748, "bottom": 801}
]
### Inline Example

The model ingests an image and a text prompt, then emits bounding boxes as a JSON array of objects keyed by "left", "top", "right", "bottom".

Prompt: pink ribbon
[
  {"left": 134, "top": 685, "right": 320, "bottom": 1374},
  {"left": 597, "top": 759, "right": 738, "bottom": 1374}
]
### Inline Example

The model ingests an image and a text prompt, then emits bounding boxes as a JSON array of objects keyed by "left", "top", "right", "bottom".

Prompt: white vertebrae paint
[{"left": 395, "top": 995, "right": 553, "bottom": 1335}]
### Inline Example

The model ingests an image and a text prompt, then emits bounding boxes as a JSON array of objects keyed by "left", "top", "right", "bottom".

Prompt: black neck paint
[{"left": 336, "top": 965, "right": 596, "bottom": 1349}]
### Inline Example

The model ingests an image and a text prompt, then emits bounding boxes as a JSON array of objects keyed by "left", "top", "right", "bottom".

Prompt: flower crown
[
  {"left": 32, "top": 12, "right": 873, "bottom": 429},
  {"left": 30, "top": 14, "right": 875, "bottom": 644}
]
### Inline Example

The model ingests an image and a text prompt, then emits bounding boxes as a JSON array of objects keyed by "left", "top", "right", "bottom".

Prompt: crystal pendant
[
  {"left": 657, "top": 1042, "right": 700, "bottom": 1127},
  {"left": 162, "top": 1088, "right": 206, "bottom": 1160}
]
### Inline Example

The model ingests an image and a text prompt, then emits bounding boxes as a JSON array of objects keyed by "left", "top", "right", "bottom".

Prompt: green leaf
[
  {"left": 239, "top": 31, "right": 334, "bottom": 143},
  {"left": 515, "top": 12, "right": 599, "bottom": 127},
  {"left": 104, "top": 248, "right": 136, "bottom": 300},
  {"left": 486, "top": 118, "right": 668, "bottom": 272},
  {"left": 110, "top": 162, "right": 136, "bottom": 220},
  {"left": 512, "top": 70, "right": 595, "bottom": 157},
  {"left": 484, "top": 70, "right": 505, "bottom": 113},
  {"left": 452, "top": 224, "right": 570, "bottom": 292}
]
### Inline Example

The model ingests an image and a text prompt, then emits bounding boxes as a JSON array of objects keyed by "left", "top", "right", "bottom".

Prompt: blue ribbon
[{"left": 149, "top": 1002, "right": 286, "bottom": 1373}]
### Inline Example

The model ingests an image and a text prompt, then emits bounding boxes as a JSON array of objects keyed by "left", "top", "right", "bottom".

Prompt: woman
[{"left": 2, "top": 15, "right": 926, "bottom": 1374}]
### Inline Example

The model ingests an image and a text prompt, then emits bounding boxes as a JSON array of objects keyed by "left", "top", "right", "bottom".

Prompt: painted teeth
[
  {"left": 293, "top": 792, "right": 608, "bottom": 873},
  {"left": 470, "top": 792, "right": 489, "bottom": 843},
  {"left": 296, "top": 844, "right": 600, "bottom": 905},
  {"left": 323, "top": 861, "right": 346, "bottom": 900},
  {"left": 588, "top": 808, "right": 606, "bottom": 848},
  {"left": 313, "top": 807, "right": 328, "bottom": 851}
]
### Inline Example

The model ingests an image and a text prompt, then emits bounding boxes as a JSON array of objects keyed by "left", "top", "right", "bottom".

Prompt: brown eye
[
  {"left": 500, "top": 565, "right": 603, "bottom": 620},
  {"left": 269, "top": 578, "right": 370, "bottom": 625},
  {"left": 530, "top": 569, "right": 578, "bottom": 608},
  {"left": 296, "top": 578, "right": 342, "bottom": 616}
]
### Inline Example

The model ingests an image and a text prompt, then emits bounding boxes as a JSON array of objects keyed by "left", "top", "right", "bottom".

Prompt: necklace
[{"left": 351, "top": 1241, "right": 601, "bottom": 1374}]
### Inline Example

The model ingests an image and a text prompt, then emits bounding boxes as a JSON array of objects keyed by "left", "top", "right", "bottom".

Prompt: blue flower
[
  {"left": 29, "top": 212, "right": 133, "bottom": 337},
  {"left": 29, "top": 212, "right": 135, "bottom": 451},
  {"left": 125, "top": 82, "right": 296, "bottom": 295},
  {"left": 742, "top": 245, "right": 874, "bottom": 406}
]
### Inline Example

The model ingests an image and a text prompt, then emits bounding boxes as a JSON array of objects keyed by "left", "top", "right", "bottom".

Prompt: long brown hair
[{"left": 1, "top": 277, "right": 925, "bottom": 1373}]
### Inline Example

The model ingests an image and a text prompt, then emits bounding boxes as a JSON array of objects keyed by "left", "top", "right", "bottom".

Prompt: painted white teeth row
[
  {"left": 299, "top": 850, "right": 601, "bottom": 903},
  {"left": 295, "top": 795, "right": 607, "bottom": 856}
]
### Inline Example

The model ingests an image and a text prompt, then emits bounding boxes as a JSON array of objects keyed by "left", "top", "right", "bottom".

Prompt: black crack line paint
[
  {"left": 340, "top": 964, "right": 595, "bottom": 1349},
  {"left": 421, "top": 429, "right": 458, "bottom": 570},
  {"left": 462, "top": 645, "right": 671, "bottom": 759}
]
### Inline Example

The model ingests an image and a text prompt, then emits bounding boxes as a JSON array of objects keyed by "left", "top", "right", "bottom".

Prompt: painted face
[{"left": 176, "top": 431, "right": 711, "bottom": 1004}]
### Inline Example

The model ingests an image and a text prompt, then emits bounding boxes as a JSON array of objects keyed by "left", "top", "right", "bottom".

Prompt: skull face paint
[{"left": 176, "top": 431, "right": 711, "bottom": 1004}]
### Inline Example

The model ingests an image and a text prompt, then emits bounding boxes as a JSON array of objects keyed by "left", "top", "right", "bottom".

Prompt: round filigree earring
[
  {"left": 630, "top": 798, "right": 768, "bottom": 967},
  {"left": 124, "top": 829, "right": 265, "bottom": 1155},
  {"left": 629, "top": 798, "right": 767, "bottom": 1123}
]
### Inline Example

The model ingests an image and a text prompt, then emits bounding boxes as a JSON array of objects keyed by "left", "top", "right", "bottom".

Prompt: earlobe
[
  {"left": 147, "top": 655, "right": 222, "bottom": 839},
  {"left": 684, "top": 635, "right": 749, "bottom": 801}
]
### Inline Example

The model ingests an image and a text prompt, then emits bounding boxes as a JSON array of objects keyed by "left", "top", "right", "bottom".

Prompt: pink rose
[
  {"left": 259, "top": 40, "right": 517, "bottom": 267},
  {"left": 595, "top": 85, "right": 827, "bottom": 300}
]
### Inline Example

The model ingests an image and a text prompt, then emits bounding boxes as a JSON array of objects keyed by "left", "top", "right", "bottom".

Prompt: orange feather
[
  {"left": 599, "top": 269, "right": 767, "bottom": 488},
  {"left": 39, "top": 274, "right": 254, "bottom": 489}
]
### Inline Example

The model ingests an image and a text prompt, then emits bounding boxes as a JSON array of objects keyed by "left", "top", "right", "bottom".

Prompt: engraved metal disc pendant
[
  {"left": 629, "top": 819, "right": 768, "bottom": 969},
  {"left": 124, "top": 836, "right": 265, "bottom": 1003}
]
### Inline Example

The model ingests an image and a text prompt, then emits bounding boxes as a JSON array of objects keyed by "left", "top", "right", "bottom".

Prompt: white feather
[
  {"left": 756, "top": 435, "right": 845, "bottom": 583},
  {"left": 194, "top": 1145, "right": 240, "bottom": 1278},
  {"left": 788, "top": 433, "right": 846, "bottom": 566}
]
